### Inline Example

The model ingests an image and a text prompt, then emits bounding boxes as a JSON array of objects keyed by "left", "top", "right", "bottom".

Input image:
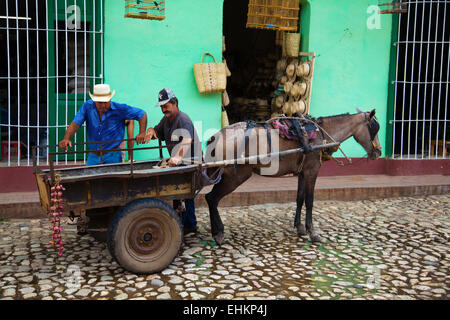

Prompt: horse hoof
[
  {"left": 297, "top": 225, "right": 307, "bottom": 236},
  {"left": 213, "top": 232, "right": 224, "bottom": 245},
  {"left": 310, "top": 233, "right": 321, "bottom": 243}
]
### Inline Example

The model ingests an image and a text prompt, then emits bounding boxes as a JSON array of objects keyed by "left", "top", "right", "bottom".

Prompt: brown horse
[{"left": 202, "top": 109, "right": 381, "bottom": 245}]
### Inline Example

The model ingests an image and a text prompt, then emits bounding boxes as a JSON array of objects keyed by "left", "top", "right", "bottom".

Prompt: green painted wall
[
  {"left": 104, "top": 0, "right": 223, "bottom": 160},
  {"left": 300, "top": 0, "right": 393, "bottom": 157},
  {"left": 103, "top": 0, "right": 393, "bottom": 159}
]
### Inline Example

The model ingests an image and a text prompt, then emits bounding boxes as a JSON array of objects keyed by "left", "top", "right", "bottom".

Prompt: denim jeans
[
  {"left": 173, "top": 198, "right": 196, "bottom": 229},
  {"left": 86, "top": 151, "right": 122, "bottom": 166}
]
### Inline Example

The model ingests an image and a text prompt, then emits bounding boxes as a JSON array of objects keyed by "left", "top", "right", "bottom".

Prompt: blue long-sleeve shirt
[{"left": 73, "top": 100, "right": 145, "bottom": 151}]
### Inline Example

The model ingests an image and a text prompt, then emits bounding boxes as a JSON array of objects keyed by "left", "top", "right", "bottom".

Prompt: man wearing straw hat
[
  {"left": 58, "top": 83, "right": 148, "bottom": 166},
  {"left": 145, "top": 88, "right": 200, "bottom": 235}
]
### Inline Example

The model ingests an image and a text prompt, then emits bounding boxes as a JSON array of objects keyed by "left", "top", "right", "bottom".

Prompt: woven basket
[
  {"left": 284, "top": 32, "right": 300, "bottom": 57},
  {"left": 193, "top": 53, "right": 227, "bottom": 94},
  {"left": 278, "top": 0, "right": 300, "bottom": 31}
]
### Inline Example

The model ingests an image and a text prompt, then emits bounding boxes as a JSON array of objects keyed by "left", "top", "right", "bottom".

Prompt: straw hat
[
  {"left": 284, "top": 81, "right": 293, "bottom": 95},
  {"left": 285, "top": 62, "right": 296, "bottom": 78},
  {"left": 290, "top": 81, "right": 303, "bottom": 100},
  {"left": 280, "top": 75, "right": 288, "bottom": 85},
  {"left": 301, "top": 82, "right": 308, "bottom": 96},
  {"left": 282, "top": 97, "right": 293, "bottom": 116},
  {"left": 89, "top": 84, "right": 115, "bottom": 102},
  {"left": 297, "top": 60, "right": 313, "bottom": 78},
  {"left": 302, "top": 79, "right": 312, "bottom": 98},
  {"left": 291, "top": 99, "right": 307, "bottom": 115}
]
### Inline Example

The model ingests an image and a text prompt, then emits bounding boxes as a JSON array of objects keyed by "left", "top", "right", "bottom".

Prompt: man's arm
[
  {"left": 58, "top": 122, "right": 80, "bottom": 150},
  {"left": 126, "top": 120, "right": 135, "bottom": 158},
  {"left": 135, "top": 113, "right": 147, "bottom": 144},
  {"left": 145, "top": 119, "right": 164, "bottom": 143},
  {"left": 168, "top": 137, "right": 193, "bottom": 167}
]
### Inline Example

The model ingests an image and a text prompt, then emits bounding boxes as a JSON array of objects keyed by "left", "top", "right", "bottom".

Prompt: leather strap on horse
[
  {"left": 297, "top": 154, "right": 305, "bottom": 174},
  {"left": 291, "top": 117, "right": 313, "bottom": 154},
  {"left": 201, "top": 167, "right": 224, "bottom": 185},
  {"left": 245, "top": 120, "right": 273, "bottom": 156}
]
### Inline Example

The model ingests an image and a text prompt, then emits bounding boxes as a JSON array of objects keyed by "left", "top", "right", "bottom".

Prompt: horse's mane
[{"left": 316, "top": 113, "right": 352, "bottom": 122}]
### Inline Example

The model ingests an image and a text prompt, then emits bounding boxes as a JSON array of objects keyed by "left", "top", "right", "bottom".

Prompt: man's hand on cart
[
  {"left": 145, "top": 128, "right": 158, "bottom": 143},
  {"left": 59, "top": 139, "right": 72, "bottom": 151},
  {"left": 168, "top": 156, "right": 182, "bottom": 167},
  {"left": 135, "top": 132, "right": 146, "bottom": 145}
]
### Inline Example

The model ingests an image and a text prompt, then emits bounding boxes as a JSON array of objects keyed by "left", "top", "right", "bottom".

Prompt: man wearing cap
[
  {"left": 145, "top": 88, "right": 201, "bottom": 234},
  {"left": 58, "top": 84, "right": 148, "bottom": 165}
]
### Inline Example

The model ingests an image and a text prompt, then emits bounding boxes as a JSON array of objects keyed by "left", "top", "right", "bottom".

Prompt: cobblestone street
[{"left": 0, "top": 195, "right": 449, "bottom": 300}]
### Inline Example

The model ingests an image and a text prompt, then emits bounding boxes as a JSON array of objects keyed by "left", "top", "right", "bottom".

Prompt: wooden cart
[{"left": 33, "top": 138, "right": 339, "bottom": 274}]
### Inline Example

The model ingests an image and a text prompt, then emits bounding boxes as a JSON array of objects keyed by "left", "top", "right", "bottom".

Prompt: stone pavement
[
  {"left": 0, "top": 195, "right": 448, "bottom": 300},
  {"left": 1, "top": 174, "right": 450, "bottom": 218}
]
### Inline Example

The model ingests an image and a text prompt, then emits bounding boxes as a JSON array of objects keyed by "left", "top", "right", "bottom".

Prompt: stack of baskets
[
  {"left": 246, "top": 0, "right": 300, "bottom": 32},
  {"left": 271, "top": 57, "right": 313, "bottom": 118}
]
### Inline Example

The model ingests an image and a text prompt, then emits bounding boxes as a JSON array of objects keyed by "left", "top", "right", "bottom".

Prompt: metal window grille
[
  {"left": 0, "top": 0, "right": 104, "bottom": 167},
  {"left": 392, "top": 0, "right": 449, "bottom": 159}
]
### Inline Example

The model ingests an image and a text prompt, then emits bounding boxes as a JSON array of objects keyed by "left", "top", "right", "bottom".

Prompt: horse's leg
[
  {"left": 294, "top": 172, "right": 307, "bottom": 236},
  {"left": 304, "top": 169, "right": 321, "bottom": 243},
  {"left": 205, "top": 167, "right": 253, "bottom": 245}
]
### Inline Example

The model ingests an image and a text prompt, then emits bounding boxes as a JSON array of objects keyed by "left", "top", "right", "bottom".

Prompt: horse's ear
[
  {"left": 369, "top": 109, "right": 376, "bottom": 120},
  {"left": 355, "top": 107, "right": 364, "bottom": 114}
]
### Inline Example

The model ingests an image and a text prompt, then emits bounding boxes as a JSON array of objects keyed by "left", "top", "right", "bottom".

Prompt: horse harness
[
  {"left": 244, "top": 115, "right": 316, "bottom": 158},
  {"left": 365, "top": 113, "right": 381, "bottom": 152}
]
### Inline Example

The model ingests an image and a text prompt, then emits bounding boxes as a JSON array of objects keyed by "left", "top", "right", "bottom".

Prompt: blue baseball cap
[{"left": 156, "top": 88, "right": 176, "bottom": 106}]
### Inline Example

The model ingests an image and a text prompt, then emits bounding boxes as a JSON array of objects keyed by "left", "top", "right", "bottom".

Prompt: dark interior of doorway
[
  {"left": 223, "top": 0, "right": 280, "bottom": 124},
  {"left": 394, "top": 2, "right": 449, "bottom": 158}
]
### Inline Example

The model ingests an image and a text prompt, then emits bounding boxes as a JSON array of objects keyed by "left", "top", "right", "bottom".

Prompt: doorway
[{"left": 222, "top": 0, "right": 281, "bottom": 124}]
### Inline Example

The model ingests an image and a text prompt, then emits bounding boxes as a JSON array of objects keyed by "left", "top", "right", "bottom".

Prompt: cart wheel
[{"left": 107, "top": 198, "right": 183, "bottom": 274}]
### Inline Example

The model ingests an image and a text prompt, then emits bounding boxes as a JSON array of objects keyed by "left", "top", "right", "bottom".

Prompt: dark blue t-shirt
[{"left": 154, "top": 111, "right": 200, "bottom": 159}]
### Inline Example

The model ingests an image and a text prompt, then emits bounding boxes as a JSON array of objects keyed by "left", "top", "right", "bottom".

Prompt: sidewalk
[{"left": 1, "top": 174, "right": 449, "bottom": 219}]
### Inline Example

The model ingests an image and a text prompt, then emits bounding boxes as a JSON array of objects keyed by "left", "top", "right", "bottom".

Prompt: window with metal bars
[
  {"left": 391, "top": 0, "right": 449, "bottom": 159},
  {"left": 0, "top": 0, "right": 104, "bottom": 166}
]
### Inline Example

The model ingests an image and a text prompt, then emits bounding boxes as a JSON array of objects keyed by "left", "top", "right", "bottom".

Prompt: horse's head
[{"left": 354, "top": 108, "right": 382, "bottom": 160}]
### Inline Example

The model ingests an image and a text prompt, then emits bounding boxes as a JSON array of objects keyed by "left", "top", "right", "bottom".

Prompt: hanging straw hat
[
  {"left": 280, "top": 75, "right": 288, "bottom": 85},
  {"left": 282, "top": 96, "right": 293, "bottom": 116},
  {"left": 291, "top": 98, "right": 307, "bottom": 115},
  {"left": 291, "top": 82, "right": 303, "bottom": 100},
  {"left": 303, "top": 79, "right": 312, "bottom": 98},
  {"left": 297, "top": 60, "right": 313, "bottom": 79},
  {"left": 300, "top": 81, "right": 308, "bottom": 96},
  {"left": 89, "top": 84, "right": 115, "bottom": 102},
  {"left": 284, "top": 81, "right": 293, "bottom": 95},
  {"left": 285, "top": 62, "right": 296, "bottom": 78}
]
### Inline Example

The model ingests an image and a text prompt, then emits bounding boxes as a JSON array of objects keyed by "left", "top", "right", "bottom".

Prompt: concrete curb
[{"left": 1, "top": 184, "right": 449, "bottom": 219}]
